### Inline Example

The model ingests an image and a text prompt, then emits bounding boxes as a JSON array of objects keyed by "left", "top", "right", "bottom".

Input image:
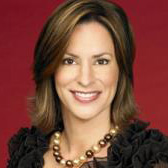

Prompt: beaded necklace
[{"left": 53, "top": 125, "right": 119, "bottom": 168}]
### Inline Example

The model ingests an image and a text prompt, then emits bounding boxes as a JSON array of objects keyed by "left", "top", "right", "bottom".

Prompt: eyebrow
[{"left": 65, "top": 52, "right": 113, "bottom": 58}]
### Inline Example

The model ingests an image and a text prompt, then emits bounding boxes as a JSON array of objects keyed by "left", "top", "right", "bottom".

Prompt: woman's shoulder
[
  {"left": 108, "top": 119, "right": 168, "bottom": 168},
  {"left": 7, "top": 126, "right": 49, "bottom": 168}
]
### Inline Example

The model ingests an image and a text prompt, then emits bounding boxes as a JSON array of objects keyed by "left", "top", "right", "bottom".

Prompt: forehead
[
  {"left": 65, "top": 22, "right": 115, "bottom": 57},
  {"left": 64, "top": 52, "right": 114, "bottom": 58}
]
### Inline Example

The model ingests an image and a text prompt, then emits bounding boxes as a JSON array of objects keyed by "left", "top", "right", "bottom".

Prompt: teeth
[{"left": 75, "top": 92, "right": 98, "bottom": 98}]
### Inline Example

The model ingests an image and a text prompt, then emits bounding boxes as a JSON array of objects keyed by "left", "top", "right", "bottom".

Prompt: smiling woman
[
  {"left": 55, "top": 22, "right": 119, "bottom": 121},
  {"left": 7, "top": 0, "right": 168, "bottom": 168}
]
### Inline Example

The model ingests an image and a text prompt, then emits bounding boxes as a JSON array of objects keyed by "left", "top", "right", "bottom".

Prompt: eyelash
[{"left": 62, "top": 58, "right": 110, "bottom": 65}]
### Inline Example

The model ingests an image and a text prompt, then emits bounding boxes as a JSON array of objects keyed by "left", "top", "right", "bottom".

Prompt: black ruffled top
[{"left": 7, "top": 120, "right": 168, "bottom": 168}]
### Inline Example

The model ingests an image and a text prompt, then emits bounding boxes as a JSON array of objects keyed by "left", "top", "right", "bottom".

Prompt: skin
[{"left": 43, "top": 21, "right": 119, "bottom": 167}]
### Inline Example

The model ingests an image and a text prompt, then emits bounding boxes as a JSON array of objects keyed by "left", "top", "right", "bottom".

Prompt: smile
[{"left": 70, "top": 91, "right": 101, "bottom": 103}]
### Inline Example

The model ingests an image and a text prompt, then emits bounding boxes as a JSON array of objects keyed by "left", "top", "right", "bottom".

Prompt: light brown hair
[{"left": 30, "top": 0, "right": 139, "bottom": 133}]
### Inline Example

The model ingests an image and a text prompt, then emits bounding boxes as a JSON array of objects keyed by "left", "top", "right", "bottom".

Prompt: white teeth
[{"left": 75, "top": 92, "right": 98, "bottom": 98}]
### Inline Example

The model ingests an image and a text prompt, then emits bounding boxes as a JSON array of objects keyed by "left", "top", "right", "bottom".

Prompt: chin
[
  {"left": 70, "top": 107, "right": 104, "bottom": 121},
  {"left": 73, "top": 113, "right": 98, "bottom": 121}
]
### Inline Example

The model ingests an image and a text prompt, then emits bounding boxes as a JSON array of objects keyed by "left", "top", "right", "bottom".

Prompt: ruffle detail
[
  {"left": 7, "top": 126, "right": 48, "bottom": 168},
  {"left": 7, "top": 120, "right": 168, "bottom": 168},
  {"left": 107, "top": 120, "right": 168, "bottom": 168}
]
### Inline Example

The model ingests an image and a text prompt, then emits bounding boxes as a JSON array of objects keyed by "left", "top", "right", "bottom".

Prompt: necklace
[{"left": 53, "top": 125, "right": 119, "bottom": 168}]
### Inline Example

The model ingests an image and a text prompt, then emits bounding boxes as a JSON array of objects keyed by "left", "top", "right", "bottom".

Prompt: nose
[{"left": 77, "top": 62, "right": 95, "bottom": 87}]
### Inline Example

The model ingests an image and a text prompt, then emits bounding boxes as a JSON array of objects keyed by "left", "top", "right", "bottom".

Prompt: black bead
[
  {"left": 66, "top": 160, "right": 73, "bottom": 167},
  {"left": 55, "top": 155, "right": 62, "bottom": 163},
  {"left": 104, "top": 133, "right": 112, "bottom": 142},
  {"left": 98, "top": 139, "right": 107, "bottom": 147},
  {"left": 86, "top": 150, "right": 94, "bottom": 158},
  {"left": 53, "top": 151, "right": 60, "bottom": 157},
  {"left": 53, "top": 145, "right": 60, "bottom": 151}
]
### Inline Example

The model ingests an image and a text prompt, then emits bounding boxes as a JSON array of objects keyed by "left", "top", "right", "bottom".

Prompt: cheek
[
  {"left": 54, "top": 67, "right": 77, "bottom": 87},
  {"left": 95, "top": 66, "right": 119, "bottom": 88}
]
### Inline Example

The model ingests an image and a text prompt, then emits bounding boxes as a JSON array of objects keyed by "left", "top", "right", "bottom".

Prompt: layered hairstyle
[{"left": 30, "top": 0, "right": 139, "bottom": 133}]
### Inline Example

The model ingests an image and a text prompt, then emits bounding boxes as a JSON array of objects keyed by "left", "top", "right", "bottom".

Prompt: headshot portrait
[{"left": 1, "top": 0, "right": 168, "bottom": 167}]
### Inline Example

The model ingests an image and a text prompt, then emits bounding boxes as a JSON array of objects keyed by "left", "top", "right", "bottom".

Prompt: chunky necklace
[{"left": 53, "top": 125, "right": 119, "bottom": 168}]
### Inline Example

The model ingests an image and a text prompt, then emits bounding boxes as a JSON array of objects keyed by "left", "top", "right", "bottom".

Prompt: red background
[{"left": 0, "top": 0, "right": 168, "bottom": 167}]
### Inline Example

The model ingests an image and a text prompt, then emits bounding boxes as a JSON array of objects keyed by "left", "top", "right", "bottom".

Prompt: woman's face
[{"left": 54, "top": 21, "right": 119, "bottom": 121}]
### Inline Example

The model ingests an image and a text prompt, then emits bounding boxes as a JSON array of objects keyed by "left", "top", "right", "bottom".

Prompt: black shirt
[{"left": 7, "top": 120, "right": 168, "bottom": 168}]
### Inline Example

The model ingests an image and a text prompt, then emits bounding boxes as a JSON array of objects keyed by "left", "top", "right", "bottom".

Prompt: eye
[
  {"left": 96, "top": 59, "right": 110, "bottom": 65},
  {"left": 62, "top": 58, "right": 76, "bottom": 65}
]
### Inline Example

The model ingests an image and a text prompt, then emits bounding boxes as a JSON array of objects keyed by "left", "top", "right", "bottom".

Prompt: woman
[{"left": 7, "top": 0, "right": 168, "bottom": 168}]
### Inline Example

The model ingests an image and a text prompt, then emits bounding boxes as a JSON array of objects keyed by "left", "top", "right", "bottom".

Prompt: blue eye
[{"left": 96, "top": 59, "right": 110, "bottom": 65}]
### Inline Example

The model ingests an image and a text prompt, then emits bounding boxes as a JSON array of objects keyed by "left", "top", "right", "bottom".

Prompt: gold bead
[
  {"left": 54, "top": 139, "right": 60, "bottom": 145},
  {"left": 92, "top": 145, "right": 100, "bottom": 153},
  {"left": 79, "top": 155, "right": 87, "bottom": 162},
  {"left": 73, "top": 159, "right": 80, "bottom": 165},
  {"left": 60, "top": 159, "right": 66, "bottom": 166},
  {"left": 54, "top": 132, "right": 61, "bottom": 139},
  {"left": 110, "top": 128, "right": 116, "bottom": 135},
  {"left": 115, "top": 125, "right": 119, "bottom": 130}
]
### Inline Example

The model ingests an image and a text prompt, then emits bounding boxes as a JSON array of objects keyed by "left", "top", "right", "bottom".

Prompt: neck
[{"left": 60, "top": 107, "right": 113, "bottom": 159}]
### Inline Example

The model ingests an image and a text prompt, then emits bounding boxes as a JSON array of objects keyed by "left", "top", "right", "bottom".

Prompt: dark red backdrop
[{"left": 0, "top": 0, "right": 168, "bottom": 167}]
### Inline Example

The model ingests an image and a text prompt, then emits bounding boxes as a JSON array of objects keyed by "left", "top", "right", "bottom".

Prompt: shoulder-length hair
[{"left": 29, "top": 0, "right": 139, "bottom": 133}]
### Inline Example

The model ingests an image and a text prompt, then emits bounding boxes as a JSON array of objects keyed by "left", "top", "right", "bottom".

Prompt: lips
[
  {"left": 70, "top": 90, "right": 101, "bottom": 103},
  {"left": 70, "top": 90, "right": 101, "bottom": 94}
]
